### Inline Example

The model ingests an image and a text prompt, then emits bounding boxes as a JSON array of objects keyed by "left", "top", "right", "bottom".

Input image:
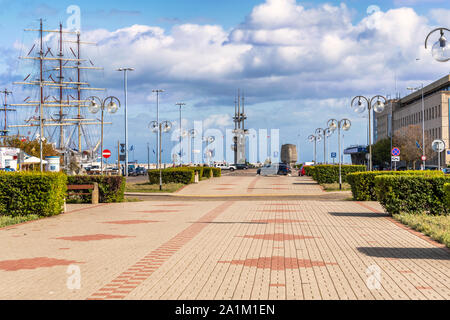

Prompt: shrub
[
  {"left": 303, "top": 166, "right": 315, "bottom": 177},
  {"left": 211, "top": 167, "right": 221, "bottom": 177},
  {"left": 374, "top": 175, "right": 450, "bottom": 215},
  {"left": 312, "top": 165, "right": 366, "bottom": 184},
  {"left": 347, "top": 170, "right": 444, "bottom": 201},
  {"left": 202, "top": 167, "right": 213, "bottom": 178},
  {"left": 67, "top": 175, "right": 125, "bottom": 203},
  {"left": 444, "top": 183, "right": 450, "bottom": 208},
  {"left": 0, "top": 172, "right": 67, "bottom": 217},
  {"left": 148, "top": 168, "right": 195, "bottom": 185}
]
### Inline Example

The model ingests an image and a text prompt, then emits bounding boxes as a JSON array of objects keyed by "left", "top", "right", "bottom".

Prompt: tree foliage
[
  {"left": 3, "top": 136, "right": 58, "bottom": 158},
  {"left": 372, "top": 138, "right": 391, "bottom": 167},
  {"left": 393, "top": 125, "right": 432, "bottom": 168}
]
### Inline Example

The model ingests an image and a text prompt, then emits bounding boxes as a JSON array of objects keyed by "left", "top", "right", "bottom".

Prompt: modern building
[
  {"left": 374, "top": 74, "right": 450, "bottom": 166},
  {"left": 344, "top": 145, "right": 368, "bottom": 165}
]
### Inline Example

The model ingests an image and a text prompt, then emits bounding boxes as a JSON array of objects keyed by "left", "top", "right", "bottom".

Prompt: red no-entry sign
[{"left": 102, "top": 149, "right": 111, "bottom": 159}]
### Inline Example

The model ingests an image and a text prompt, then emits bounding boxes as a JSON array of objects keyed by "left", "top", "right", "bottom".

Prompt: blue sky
[{"left": 0, "top": 0, "right": 449, "bottom": 164}]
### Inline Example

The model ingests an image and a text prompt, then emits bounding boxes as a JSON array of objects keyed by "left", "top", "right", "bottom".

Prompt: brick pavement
[{"left": 0, "top": 175, "right": 448, "bottom": 300}]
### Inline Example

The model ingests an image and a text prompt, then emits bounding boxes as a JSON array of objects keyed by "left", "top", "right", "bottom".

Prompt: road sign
[
  {"left": 421, "top": 155, "right": 427, "bottom": 161},
  {"left": 391, "top": 156, "right": 400, "bottom": 162},
  {"left": 391, "top": 147, "right": 400, "bottom": 156},
  {"left": 331, "top": 152, "right": 336, "bottom": 158},
  {"left": 432, "top": 139, "right": 445, "bottom": 153},
  {"left": 102, "top": 149, "right": 111, "bottom": 159}
]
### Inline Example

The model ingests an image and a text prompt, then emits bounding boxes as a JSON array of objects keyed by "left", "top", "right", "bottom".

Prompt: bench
[{"left": 67, "top": 183, "right": 99, "bottom": 204}]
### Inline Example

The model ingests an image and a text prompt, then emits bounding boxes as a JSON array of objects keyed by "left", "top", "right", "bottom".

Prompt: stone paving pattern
[{"left": 0, "top": 175, "right": 449, "bottom": 300}]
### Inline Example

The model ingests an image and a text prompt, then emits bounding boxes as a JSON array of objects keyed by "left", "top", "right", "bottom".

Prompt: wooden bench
[{"left": 67, "top": 183, "right": 99, "bottom": 204}]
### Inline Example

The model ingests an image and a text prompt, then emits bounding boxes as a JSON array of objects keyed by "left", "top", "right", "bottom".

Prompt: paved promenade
[{"left": 0, "top": 175, "right": 449, "bottom": 300}]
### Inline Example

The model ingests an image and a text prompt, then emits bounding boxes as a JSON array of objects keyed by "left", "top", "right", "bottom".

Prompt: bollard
[{"left": 194, "top": 171, "right": 199, "bottom": 183}]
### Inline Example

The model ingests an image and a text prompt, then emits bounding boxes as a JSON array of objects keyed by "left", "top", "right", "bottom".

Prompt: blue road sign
[
  {"left": 391, "top": 147, "right": 400, "bottom": 156},
  {"left": 416, "top": 141, "right": 421, "bottom": 149},
  {"left": 331, "top": 152, "right": 337, "bottom": 158}
]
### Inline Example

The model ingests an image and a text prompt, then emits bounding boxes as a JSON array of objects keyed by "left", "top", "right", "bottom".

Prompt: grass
[
  {"left": 392, "top": 212, "right": 450, "bottom": 248},
  {"left": 125, "top": 182, "right": 185, "bottom": 193},
  {"left": 123, "top": 197, "right": 143, "bottom": 202},
  {"left": 321, "top": 182, "right": 351, "bottom": 191},
  {"left": 0, "top": 214, "right": 41, "bottom": 228}
]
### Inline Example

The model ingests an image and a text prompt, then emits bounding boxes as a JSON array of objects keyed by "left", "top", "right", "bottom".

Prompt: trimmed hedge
[
  {"left": 347, "top": 170, "right": 444, "bottom": 201},
  {"left": 202, "top": 167, "right": 213, "bottom": 178},
  {"left": 304, "top": 166, "right": 316, "bottom": 177},
  {"left": 312, "top": 165, "right": 366, "bottom": 184},
  {"left": 148, "top": 168, "right": 195, "bottom": 184},
  {"left": 211, "top": 167, "right": 221, "bottom": 177},
  {"left": 67, "top": 175, "right": 125, "bottom": 203},
  {"left": 0, "top": 172, "right": 67, "bottom": 217},
  {"left": 444, "top": 183, "right": 450, "bottom": 208},
  {"left": 374, "top": 175, "right": 450, "bottom": 215}
]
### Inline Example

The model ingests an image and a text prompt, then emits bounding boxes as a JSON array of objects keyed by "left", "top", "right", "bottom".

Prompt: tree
[
  {"left": 372, "top": 138, "right": 391, "bottom": 168},
  {"left": 3, "top": 136, "right": 58, "bottom": 159},
  {"left": 393, "top": 124, "right": 432, "bottom": 169}
]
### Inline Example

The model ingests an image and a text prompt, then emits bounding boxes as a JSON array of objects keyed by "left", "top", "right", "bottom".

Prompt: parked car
[
  {"left": 214, "top": 163, "right": 237, "bottom": 171},
  {"left": 442, "top": 168, "right": 450, "bottom": 174},
  {"left": 134, "top": 166, "right": 147, "bottom": 176},
  {"left": 0, "top": 167, "right": 15, "bottom": 172},
  {"left": 233, "top": 163, "right": 248, "bottom": 170},
  {"left": 257, "top": 163, "right": 291, "bottom": 176}
]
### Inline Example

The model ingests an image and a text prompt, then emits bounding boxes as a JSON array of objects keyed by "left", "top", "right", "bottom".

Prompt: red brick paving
[
  {"left": 137, "top": 210, "right": 179, "bottom": 213},
  {"left": 0, "top": 257, "right": 80, "bottom": 271},
  {"left": 218, "top": 256, "right": 337, "bottom": 270},
  {"left": 102, "top": 220, "right": 160, "bottom": 225},
  {"left": 250, "top": 219, "right": 308, "bottom": 224},
  {"left": 55, "top": 234, "right": 132, "bottom": 241},
  {"left": 240, "top": 233, "right": 316, "bottom": 241}
]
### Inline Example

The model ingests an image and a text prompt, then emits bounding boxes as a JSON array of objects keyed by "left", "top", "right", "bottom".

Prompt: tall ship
[{"left": 6, "top": 19, "right": 109, "bottom": 171}]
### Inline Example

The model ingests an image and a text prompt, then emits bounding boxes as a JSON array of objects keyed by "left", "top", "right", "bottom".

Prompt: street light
[
  {"left": 351, "top": 95, "right": 387, "bottom": 171},
  {"left": 315, "top": 127, "right": 333, "bottom": 164},
  {"left": 149, "top": 120, "right": 172, "bottom": 190},
  {"left": 188, "top": 129, "right": 198, "bottom": 164},
  {"left": 176, "top": 102, "right": 186, "bottom": 166},
  {"left": 116, "top": 67, "right": 134, "bottom": 176},
  {"left": 152, "top": 89, "right": 164, "bottom": 169},
  {"left": 307, "top": 134, "right": 322, "bottom": 164},
  {"left": 407, "top": 84, "right": 425, "bottom": 170},
  {"left": 328, "top": 118, "right": 351, "bottom": 190},
  {"left": 425, "top": 28, "right": 450, "bottom": 62},
  {"left": 87, "top": 96, "right": 121, "bottom": 175},
  {"left": 202, "top": 136, "right": 215, "bottom": 165}
]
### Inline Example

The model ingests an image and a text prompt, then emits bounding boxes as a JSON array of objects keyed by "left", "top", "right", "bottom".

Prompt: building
[
  {"left": 375, "top": 74, "right": 450, "bottom": 166},
  {"left": 344, "top": 145, "right": 368, "bottom": 165}
]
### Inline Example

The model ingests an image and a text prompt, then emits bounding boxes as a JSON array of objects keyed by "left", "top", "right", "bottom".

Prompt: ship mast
[
  {"left": 9, "top": 19, "right": 107, "bottom": 169},
  {"left": 0, "top": 88, "right": 14, "bottom": 140}
]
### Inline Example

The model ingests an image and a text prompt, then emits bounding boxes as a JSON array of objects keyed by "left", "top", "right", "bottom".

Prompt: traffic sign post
[
  {"left": 391, "top": 147, "right": 400, "bottom": 171},
  {"left": 432, "top": 139, "right": 446, "bottom": 171},
  {"left": 102, "top": 149, "right": 111, "bottom": 159}
]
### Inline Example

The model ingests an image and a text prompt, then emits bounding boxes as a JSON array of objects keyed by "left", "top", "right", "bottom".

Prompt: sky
[{"left": 0, "top": 0, "right": 449, "bottom": 164}]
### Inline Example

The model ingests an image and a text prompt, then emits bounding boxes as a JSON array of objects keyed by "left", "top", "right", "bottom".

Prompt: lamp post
[
  {"left": 407, "top": 84, "right": 425, "bottom": 170},
  {"left": 328, "top": 118, "right": 351, "bottom": 190},
  {"left": 315, "top": 127, "right": 333, "bottom": 164},
  {"left": 87, "top": 96, "right": 121, "bottom": 175},
  {"left": 351, "top": 95, "right": 387, "bottom": 171},
  {"left": 425, "top": 28, "right": 450, "bottom": 62},
  {"left": 176, "top": 102, "right": 186, "bottom": 166},
  {"left": 202, "top": 136, "right": 215, "bottom": 165},
  {"left": 116, "top": 67, "right": 134, "bottom": 177},
  {"left": 188, "top": 129, "right": 198, "bottom": 164},
  {"left": 149, "top": 120, "right": 172, "bottom": 190},
  {"left": 152, "top": 90, "right": 164, "bottom": 169},
  {"left": 307, "top": 134, "right": 321, "bottom": 164}
]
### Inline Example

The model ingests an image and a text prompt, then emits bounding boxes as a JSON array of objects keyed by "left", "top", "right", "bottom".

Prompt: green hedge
[
  {"left": 347, "top": 170, "right": 444, "bottom": 201},
  {"left": 312, "top": 165, "right": 366, "bottom": 184},
  {"left": 444, "top": 183, "right": 450, "bottom": 208},
  {"left": 202, "top": 167, "right": 213, "bottom": 178},
  {"left": 211, "top": 167, "right": 221, "bottom": 177},
  {"left": 0, "top": 172, "right": 67, "bottom": 217},
  {"left": 374, "top": 175, "right": 450, "bottom": 215},
  {"left": 67, "top": 175, "right": 125, "bottom": 203},
  {"left": 304, "top": 166, "right": 315, "bottom": 177},
  {"left": 148, "top": 168, "right": 195, "bottom": 184}
]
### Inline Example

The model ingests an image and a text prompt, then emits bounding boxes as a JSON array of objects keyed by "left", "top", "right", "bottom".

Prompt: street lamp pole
[
  {"left": 117, "top": 68, "right": 134, "bottom": 177},
  {"left": 176, "top": 102, "right": 186, "bottom": 165},
  {"left": 87, "top": 96, "right": 121, "bottom": 175},
  {"left": 407, "top": 84, "right": 426, "bottom": 169},
  {"left": 328, "top": 119, "right": 351, "bottom": 190},
  {"left": 149, "top": 120, "right": 172, "bottom": 190},
  {"left": 351, "top": 95, "right": 387, "bottom": 171},
  {"left": 153, "top": 90, "right": 164, "bottom": 169}
]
